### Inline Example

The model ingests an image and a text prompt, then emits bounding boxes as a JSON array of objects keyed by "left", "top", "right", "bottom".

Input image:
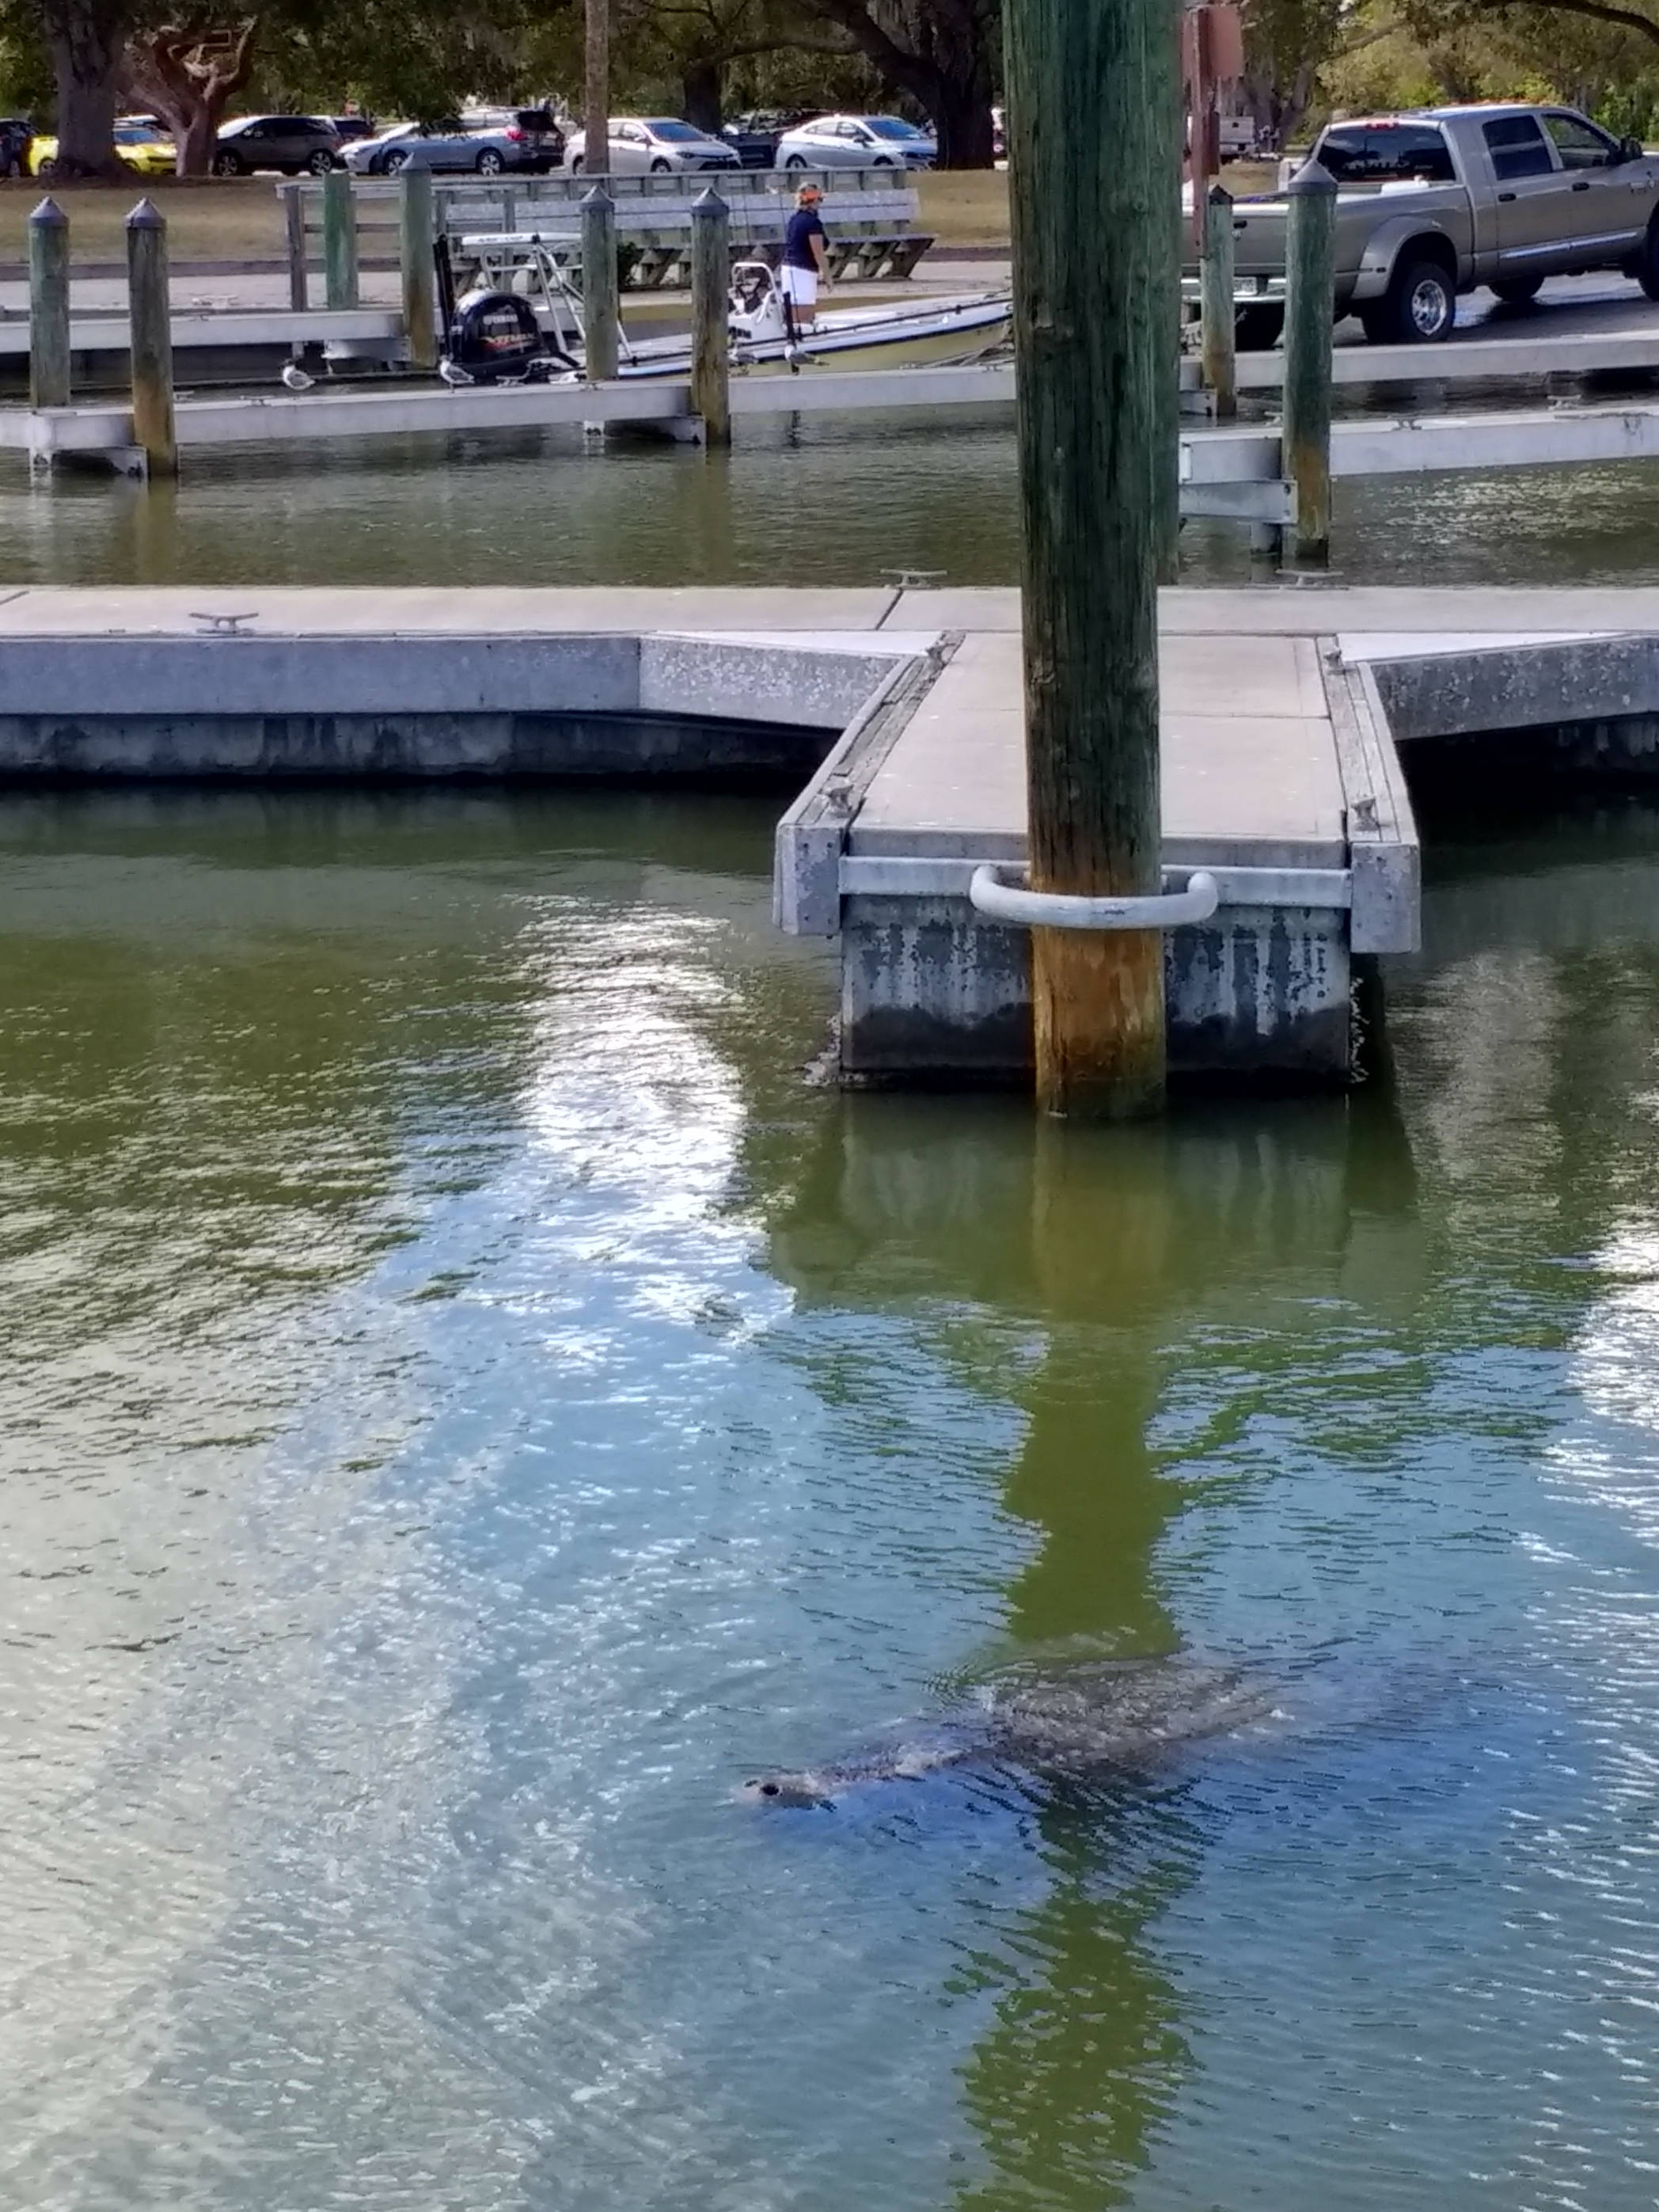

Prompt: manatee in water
[{"left": 740, "top": 1657, "right": 1274, "bottom": 1809}]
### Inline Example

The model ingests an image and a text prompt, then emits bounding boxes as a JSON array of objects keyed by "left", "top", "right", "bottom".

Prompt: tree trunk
[
  {"left": 584, "top": 0, "right": 609, "bottom": 176},
  {"left": 930, "top": 73, "right": 996, "bottom": 167},
  {"left": 681, "top": 55, "right": 724, "bottom": 134},
  {"left": 177, "top": 107, "right": 216, "bottom": 176},
  {"left": 43, "top": 0, "right": 127, "bottom": 180}
]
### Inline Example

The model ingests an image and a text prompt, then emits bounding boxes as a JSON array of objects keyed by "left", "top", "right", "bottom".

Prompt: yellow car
[{"left": 31, "top": 120, "right": 176, "bottom": 179}]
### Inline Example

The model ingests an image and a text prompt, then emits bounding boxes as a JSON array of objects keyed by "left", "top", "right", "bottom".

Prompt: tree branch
[{"left": 1456, "top": 0, "right": 1659, "bottom": 41}]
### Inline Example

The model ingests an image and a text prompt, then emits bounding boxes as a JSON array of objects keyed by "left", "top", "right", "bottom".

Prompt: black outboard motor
[{"left": 446, "top": 289, "right": 549, "bottom": 382}]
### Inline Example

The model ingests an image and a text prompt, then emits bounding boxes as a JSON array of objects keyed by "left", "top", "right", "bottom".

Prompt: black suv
[
  {"left": 0, "top": 117, "right": 32, "bottom": 177},
  {"left": 212, "top": 114, "right": 341, "bottom": 176}
]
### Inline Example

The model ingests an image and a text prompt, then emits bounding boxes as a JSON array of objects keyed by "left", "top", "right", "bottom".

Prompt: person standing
[{"left": 780, "top": 182, "right": 830, "bottom": 329}]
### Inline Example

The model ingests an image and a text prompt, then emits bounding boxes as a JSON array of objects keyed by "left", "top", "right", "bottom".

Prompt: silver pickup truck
[{"left": 1205, "top": 102, "right": 1659, "bottom": 346}]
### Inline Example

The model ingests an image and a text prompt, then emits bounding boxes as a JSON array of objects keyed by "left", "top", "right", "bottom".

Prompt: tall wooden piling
[
  {"left": 126, "top": 199, "right": 175, "bottom": 478},
  {"left": 400, "top": 165, "right": 438, "bottom": 371},
  {"left": 1283, "top": 158, "right": 1337, "bottom": 565},
  {"left": 580, "top": 184, "right": 620, "bottom": 382},
  {"left": 1200, "top": 183, "right": 1236, "bottom": 419},
  {"left": 322, "top": 167, "right": 359, "bottom": 310},
  {"left": 689, "top": 186, "right": 730, "bottom": 447},
  {"left": 28, "top": 196, "right": 70, "bottom": 412},
  {"left": 1152, "top": 0, "right": 1182, "bottom": 584},
  {"left": 1005, "top": 0, "right": 1176, "bottom": 1119},
  {"left": 284, "top": 188, "right": 307, "bottom": 312}
]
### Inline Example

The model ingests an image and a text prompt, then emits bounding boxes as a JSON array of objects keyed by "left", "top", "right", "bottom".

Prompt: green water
[
  {"left": 6, "top": 780, "right": 1659, "bottom": 2208},
  {"left": 6, "top": 410, "right": 1659, "bottom": 586}
]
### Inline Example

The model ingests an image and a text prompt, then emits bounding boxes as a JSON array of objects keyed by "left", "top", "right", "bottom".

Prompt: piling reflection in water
[{"left": 771, "top": 1081, "right": 1424, "bottom": 2208}]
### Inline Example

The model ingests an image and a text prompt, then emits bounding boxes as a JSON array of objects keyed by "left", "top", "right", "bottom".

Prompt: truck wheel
[
  {"left": 1234, "top": 302, "right": 1284, "bottom": 351},
  {"left": 1368, "top": 256, "right": 1455, "bottom": 344},
  {"left": 1635, "top": 219, "right": 1659, "bottom": 302},
  {"left": 1491, "top": 276, "right": 1543, "bottom": 306}
]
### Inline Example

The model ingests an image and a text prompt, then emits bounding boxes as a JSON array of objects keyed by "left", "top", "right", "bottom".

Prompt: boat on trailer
[{"left": 443, "top": 236, "right": 1012, "bottom": 383}]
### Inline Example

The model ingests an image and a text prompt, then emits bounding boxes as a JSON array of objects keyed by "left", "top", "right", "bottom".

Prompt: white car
[
  {"left": 564, "top": 117, "right": 741, "bottom": 176},
  {"left": 774, "top": 115, "right": 936, "bottom": 171}
]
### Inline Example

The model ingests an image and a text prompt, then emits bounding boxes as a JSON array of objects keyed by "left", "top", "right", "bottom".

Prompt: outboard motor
[{"left": 444, "top": 288, "right": 549, "bottom": 382}]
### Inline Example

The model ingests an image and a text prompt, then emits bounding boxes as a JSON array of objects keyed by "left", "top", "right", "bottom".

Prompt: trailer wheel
[{"left": 1234, "top": 302, "right": 1283, "bottom": 350}]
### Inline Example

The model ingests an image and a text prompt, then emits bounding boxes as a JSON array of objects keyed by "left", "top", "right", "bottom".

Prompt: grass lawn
[
  {"left": 0, "top": 176, "right": 288, "bottom": 264},
  {"left": 0, "top": 158, "right": 1287, "bottom": 268}
]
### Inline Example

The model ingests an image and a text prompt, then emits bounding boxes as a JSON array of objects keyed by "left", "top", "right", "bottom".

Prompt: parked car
[
  {"left": 719, "top": 108, "right": 813, "bottom": 168},
  {"left": 344, "top": 116, "right": 551, "bottom": 176},
  {"left": 774, "top": 114, "right": 936, "bottom": 170},
  {"left": 32, "top": 117, "right": 175, "bottom": 179},
  {"left": 212, "top": 114, "right": 341, "bottom": 175},
  {"left": 0, "top": 116, "right": 33, "bottom": 177},
  {"left": 329, "top": 114, "right": 377, "bottom": 144},
  {"left": 460, "top": 106, "right": 564, "bottom": 169},
  {"left": 564, "top": 117, "right": 741, "bottom": 174},
  {"left": 1191, "top": 102, "right": 1659, "bottom": 346}
]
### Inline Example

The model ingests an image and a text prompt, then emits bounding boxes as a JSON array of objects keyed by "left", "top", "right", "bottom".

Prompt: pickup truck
[{"left": 1199, "top": 102, "right": 1659, "bottom": 346}]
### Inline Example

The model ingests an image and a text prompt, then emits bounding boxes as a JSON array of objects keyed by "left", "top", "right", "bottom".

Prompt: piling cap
[
  {"left": 28, "top": 195, "right": 66, "bottom": 228},
  {"left": 1285, "top": 158, "right": 1338, "bottom": 195},
  {"left": 126, "top": 196, "right": 167, "bottom": 230},
  {"left": 692, "top": 184, "right": 728, "bottom": 216},
  {"left": 579, "top": 182, "right": 614, "bottom": 213}
]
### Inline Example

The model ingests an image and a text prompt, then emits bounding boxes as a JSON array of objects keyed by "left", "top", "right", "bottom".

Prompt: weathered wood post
[
  {"left": 1005, "top": 0, "right": 1177, "bottom": 1119},
  {"left": 321, "top": 166, "right": 359, "bottom": 310},
  {"left": 580, "top": 183, "right": 620, "bottom": 383},
  {"left": 689, "top": 185, "right": 730, "bottom": 447},
  {"left": 1200, "top": 182, "right": 1236, "bottom": 419},
  {"left": 1283, "top": 158, "right": 1337, "bottom": 565},
  {"left": 1152, "top": 0, "right": 1182, "bottom": 584},
  {"left": 283, "top": 187, "right": 307, "bottom": 312},
  {"left": 28, "top": 196, "right": 70, "bottom": 412},
  {"left": 126, "top": 199, "right": 175, "bottom": 478},
  {"left": 400, "top": 165, "right": 438, "bottom": 371}
]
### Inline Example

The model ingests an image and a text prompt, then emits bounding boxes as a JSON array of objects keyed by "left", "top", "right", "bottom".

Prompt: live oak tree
[{"left": 122, "top": 17, "right": 256, "bottom": 172}]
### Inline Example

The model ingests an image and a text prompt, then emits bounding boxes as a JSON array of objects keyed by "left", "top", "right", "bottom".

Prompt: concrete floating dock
[{"left": 2, "top": 582, "right": 1655, "bottom": 1087}]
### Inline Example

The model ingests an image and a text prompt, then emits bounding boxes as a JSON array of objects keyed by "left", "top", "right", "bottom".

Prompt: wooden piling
[
  {"left": 1152, "top": 0, "right": 1182, "bottom": 584},
  {"left": 689, "top": 186, "right": 730, "bottom": 447},
  {"left": 284, "top": 188, "right": 307, "bottom": 312},
  {"left": 1200, "top": 183, "right": 1236, "bottom": 420},
  {"left": 321, "top": 167, "right": 359, "bottom": 310},
  {"left": 125, "top": 199, "right": 175, "bottom": 478},
  {"left": 1005, "top": 0, "right": 1175, "bottom": 1119},
  {"left": 1283, "top": 158, "right": 1337, "bottom": 566},
  {"left": 580, "top": 184, "right": 620, "bottom": 383},
  {"left": 28, "top": 196, "right": 70, "bottom": 412},
  {"left": 400, "top": 165, "right": 438, "bottom": 371}
]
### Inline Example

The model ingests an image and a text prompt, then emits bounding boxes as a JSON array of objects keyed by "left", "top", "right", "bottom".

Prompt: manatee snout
[{"left": 739, "top": 1773, "right": 835, "bottom": 1811}]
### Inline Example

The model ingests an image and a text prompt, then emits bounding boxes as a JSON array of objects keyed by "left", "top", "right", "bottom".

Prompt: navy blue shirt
[{"left": 784, "top": 209, "right": 826, "bottom": 271}]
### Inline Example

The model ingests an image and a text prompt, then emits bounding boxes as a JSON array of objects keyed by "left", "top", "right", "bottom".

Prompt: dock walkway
[{"left": 0, "top": 583, "right": 1650, "bottom": 1085}]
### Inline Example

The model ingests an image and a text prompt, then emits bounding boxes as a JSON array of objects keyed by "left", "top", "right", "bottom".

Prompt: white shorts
[{"left": 779, "top": 264, "right": 818, "bottom": 309}]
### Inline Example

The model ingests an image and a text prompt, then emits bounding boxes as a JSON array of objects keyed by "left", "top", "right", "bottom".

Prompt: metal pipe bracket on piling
[{"left": 968, "top": 865, "right": 1220, "bottom": 929}]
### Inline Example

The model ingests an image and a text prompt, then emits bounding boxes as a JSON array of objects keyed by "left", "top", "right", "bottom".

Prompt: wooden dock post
[
  {"left": 1283, "top": 158, "right": 1337, "bottom": 565},
  {"left": 283, "top": 187, "right": 307, "bottom": 312},
  {"left": 1005, "top": 0, "right": 1175, "bottom": 1119},
  {"left": 400, "top": 165, "right": 438, "bottom": 371},
  {"left": 126, "top": 199, "right": 175, "bottom": 478},
  {"left": 580, "top": 184, "right": 620, "bottom": 383},
  {"left": 1152, "top": 0, "right": 1182, "bottom": 583},
  {"left": 1200, "top": 183, "right": 1236, "bottom": 420},
  {"left": 689, "top": 185, "right": 730, "bottom": 447},
  {"left": 321, "top": 167, "right": 359, "bottom": 310},
  {"left": 28, "top": 196, "right": 70, "bottom": 412}
]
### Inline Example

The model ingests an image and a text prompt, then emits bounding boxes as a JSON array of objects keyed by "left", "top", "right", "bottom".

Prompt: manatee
[{"left": 740, "top": 1656, "right": 1274, "bottom": 1810}]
